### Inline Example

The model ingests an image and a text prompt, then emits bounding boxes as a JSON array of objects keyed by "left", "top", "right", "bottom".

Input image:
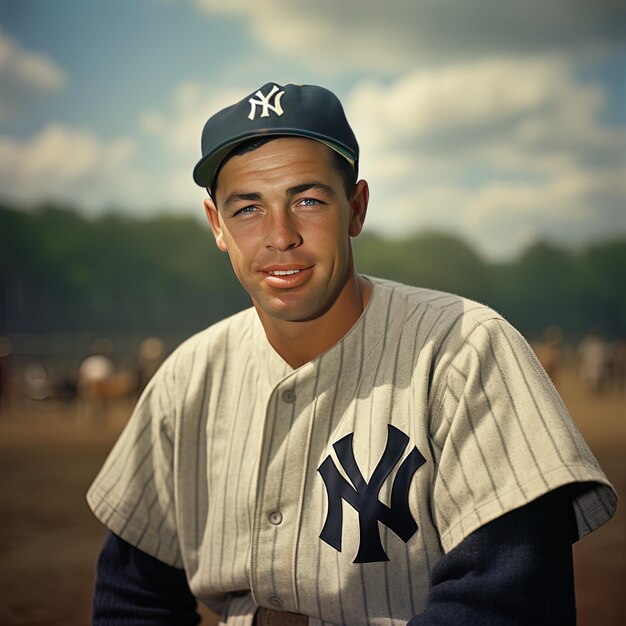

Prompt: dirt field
[{"left": 0, "top": 364, "right": 623, "bottom": 625}]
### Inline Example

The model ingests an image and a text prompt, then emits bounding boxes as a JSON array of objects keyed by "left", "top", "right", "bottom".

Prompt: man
[{"left": 88, "top": 82, "right": 617, "bottom": 625}]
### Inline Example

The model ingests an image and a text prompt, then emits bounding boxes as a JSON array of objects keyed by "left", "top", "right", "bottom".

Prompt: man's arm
[
  {"left": 92, "top": 532, "right": 201, "bottom": 626},
  {"left": 408, "top": 488, "right": 576, "bottom": 625}
]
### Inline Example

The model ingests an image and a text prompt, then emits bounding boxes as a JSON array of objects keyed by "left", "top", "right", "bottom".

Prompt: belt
[{"left": 255, "top": 607, "right": 309, "bottom": 626}]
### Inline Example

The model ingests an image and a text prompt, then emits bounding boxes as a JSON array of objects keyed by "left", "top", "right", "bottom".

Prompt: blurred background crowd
[{"left": 1, "top": 326, "right": 624, "bottom": 421}]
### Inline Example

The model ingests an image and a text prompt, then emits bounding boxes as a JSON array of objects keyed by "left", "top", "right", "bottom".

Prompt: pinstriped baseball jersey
[{"left": 87, "top": 276, "right": 616, "bottom": 626}]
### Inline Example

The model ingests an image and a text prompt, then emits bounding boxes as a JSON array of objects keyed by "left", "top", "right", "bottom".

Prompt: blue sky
[{"left": 1, "top": 0, "right": 624, "bottom": 258}]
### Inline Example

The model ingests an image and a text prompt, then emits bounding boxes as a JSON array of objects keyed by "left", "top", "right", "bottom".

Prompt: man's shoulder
[{"left": 369, "top": 276, "right": 504, "bottom": 334}]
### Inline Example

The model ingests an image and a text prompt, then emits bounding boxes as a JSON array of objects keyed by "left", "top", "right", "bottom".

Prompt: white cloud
[
  {"left": 0, "top": 124, "right": 143, "bottom": 209},
  {"left": 464, "top": 168, "right": 626, "bottom": 226},
  {"left": 192, "top": 0, "right": 418, "bottom": 72},
  {"left": 0, "top": 34, "right": 68, "bottom": 120},
  {"left": 140, "top": 81, "right": 246, "bottom": 156},
  {"left": 347, "top": 57, "right": 625, "bottom": 257},
  {"left": 192, "top": 0, "right": 626, "bottom": 72},
  {"left": 0, "top": 34, "right": 67, "bottom": 91},
  {"left": 137, "top": 82, "right": 249, "bottom": 209},
  {"left": 348, "top": 56, "right": 619, "bottom": 166},
  {"left": 467, "top": 168, "right": 626, "bottom": 255},
  {"left": 0, "top": 81, "right": 239, "bottom": 216},
  {"left": 372, "top": 165, "right": 626, "bottom": 258}
]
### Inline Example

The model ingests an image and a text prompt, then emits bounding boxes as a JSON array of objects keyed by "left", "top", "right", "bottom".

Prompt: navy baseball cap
[{"left": 193, "top": 82, "right": 359, "bottom": 190}]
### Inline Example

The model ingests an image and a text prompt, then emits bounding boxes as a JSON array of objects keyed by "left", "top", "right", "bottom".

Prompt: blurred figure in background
[
  {"left": 77, "top": 338, "right": 116, "bottom": 420},
  {"left": 23, "top": 358, "right": 52, "bottom": 402},
  {"left": 608, "top": 338, "right": 626, "bottom": 395},
  {"left": 533, "top": 326, "right": 564, "bottom": 387},
  {"left": 136, "top": 337, "right": 166, "bottom": 395},
  {"left": 578, "top": 331, "right": 610, "bottom": 394}
]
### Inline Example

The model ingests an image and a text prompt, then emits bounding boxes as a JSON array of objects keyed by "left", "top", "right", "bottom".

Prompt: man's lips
[
  {"left": 259, "top": 265, "right": 313, "bottom": 287},
  {"left": 260, "top": 264, "right": 313, "bottom": 275}
]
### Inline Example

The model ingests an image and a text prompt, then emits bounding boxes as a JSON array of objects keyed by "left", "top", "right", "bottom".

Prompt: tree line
[{"left": 1, "top": 204, "right": 624, "bottom": 341}]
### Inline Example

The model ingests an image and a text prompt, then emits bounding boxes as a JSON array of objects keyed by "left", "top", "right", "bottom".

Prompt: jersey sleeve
[
  {"left": 430, "top": 317, "right": 617, "bottom": 554},
  {"left": 87, "top": 357, "right": 182, "bottom": 567}
]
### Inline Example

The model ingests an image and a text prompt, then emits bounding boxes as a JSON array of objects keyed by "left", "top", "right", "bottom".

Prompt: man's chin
[{"left": 253, "top": 298, "right": 325, "bottom": 325}]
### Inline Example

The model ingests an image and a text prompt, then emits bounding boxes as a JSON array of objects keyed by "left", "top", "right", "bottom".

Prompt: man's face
[{"left": 204, "top": 137, "right": 368, "bottom": 325}]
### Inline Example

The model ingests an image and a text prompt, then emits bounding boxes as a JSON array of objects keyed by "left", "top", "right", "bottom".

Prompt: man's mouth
[
  {"left": 267, "top": 269, "right": 303, "bottom": 276},
  {"left": 261, "top": 265, "right": 313, "bottom": 288}
]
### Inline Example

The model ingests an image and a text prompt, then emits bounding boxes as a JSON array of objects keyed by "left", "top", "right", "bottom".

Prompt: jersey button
[
  {"left": 281, "top": 389, "right": 296, "bottom": 404},
  {"left": 268, "top": 511, "right": 283, "bottom": 525},
  {"left": 269, "top": 596, "right": 283, "bottom": 608}
]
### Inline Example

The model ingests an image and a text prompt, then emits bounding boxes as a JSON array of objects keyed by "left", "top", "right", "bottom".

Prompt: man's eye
[
  {"left": 235, "top": 206, "right": 258, "bottom": 216},
  {"left": 297, "top": 198, "right": 321, "bottom": 207}
]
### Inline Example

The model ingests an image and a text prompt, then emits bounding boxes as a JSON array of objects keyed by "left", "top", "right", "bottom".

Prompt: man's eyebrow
[
  {"left": 287, "top": 182, "right": 336, "bottom": 198},
  {"left": 222, "top": 191, "right": 263, "bottom": 210}
]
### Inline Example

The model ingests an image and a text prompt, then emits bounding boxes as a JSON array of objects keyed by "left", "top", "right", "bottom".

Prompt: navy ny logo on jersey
[{"left": 318, "top": 424, "right": 426, "bottom": 563}]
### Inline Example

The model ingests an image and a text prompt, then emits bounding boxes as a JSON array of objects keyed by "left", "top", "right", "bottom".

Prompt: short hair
[{"left": 211, "top": 136, "right": 357, "bottom": 202}]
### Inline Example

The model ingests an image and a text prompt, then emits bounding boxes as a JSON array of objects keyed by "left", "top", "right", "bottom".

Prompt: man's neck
[{"left": 256, "top": 275, "right": 372, "bottom": 369}]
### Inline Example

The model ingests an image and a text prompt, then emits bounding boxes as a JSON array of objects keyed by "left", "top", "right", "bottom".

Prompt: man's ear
[
  {"left": 204, "top": 196, "right": 228, "bottom": 252},
  {"left": 349, "top": 180, "right": 369, "bottom": 238}
]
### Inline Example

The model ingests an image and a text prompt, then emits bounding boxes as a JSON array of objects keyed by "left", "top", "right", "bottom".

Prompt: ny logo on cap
[{"left": 248, "top": 85, "right": 285, "bottom": 120}]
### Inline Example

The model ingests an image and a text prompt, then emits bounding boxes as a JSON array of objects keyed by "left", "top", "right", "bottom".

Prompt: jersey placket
[{"left": 250, "top": 367, "right": 317, "bottom": 613}]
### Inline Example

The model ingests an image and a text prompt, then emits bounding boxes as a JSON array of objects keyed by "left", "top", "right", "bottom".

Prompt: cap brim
[{"left": 193, "top": 131, "right": 356, "bottom": 189}]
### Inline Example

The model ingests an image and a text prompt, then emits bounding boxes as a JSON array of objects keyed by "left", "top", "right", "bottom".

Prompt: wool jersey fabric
[{"left": 87, "top": 277, "right": 616, "bottom": 626}]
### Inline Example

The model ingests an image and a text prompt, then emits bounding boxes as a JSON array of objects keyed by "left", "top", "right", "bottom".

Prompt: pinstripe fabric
[{"left": 87, "top": 276, "right": 616, "bottom": 626}]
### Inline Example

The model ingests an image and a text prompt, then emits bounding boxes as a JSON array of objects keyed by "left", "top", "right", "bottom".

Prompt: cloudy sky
[{"left": 1, "top": 0, "right": 624, "bottom": 258}]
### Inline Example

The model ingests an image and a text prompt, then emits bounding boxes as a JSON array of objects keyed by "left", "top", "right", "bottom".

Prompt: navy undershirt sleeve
[
  {"left": 92, "top": 532, "right": 201, "bottom": 626},
  {"left": 408, "top": 487, "right": 576, "bottom": 625}
]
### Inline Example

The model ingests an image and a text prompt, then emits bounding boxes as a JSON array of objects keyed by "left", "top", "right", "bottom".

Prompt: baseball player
[{"left": 88, "top": 82, "right": 617, "bottom": 625}]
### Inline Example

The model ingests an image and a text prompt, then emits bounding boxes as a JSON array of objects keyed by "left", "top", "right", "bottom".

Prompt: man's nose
[{"left": 265, "top": 210, "right": 303, "bottom": 251}]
